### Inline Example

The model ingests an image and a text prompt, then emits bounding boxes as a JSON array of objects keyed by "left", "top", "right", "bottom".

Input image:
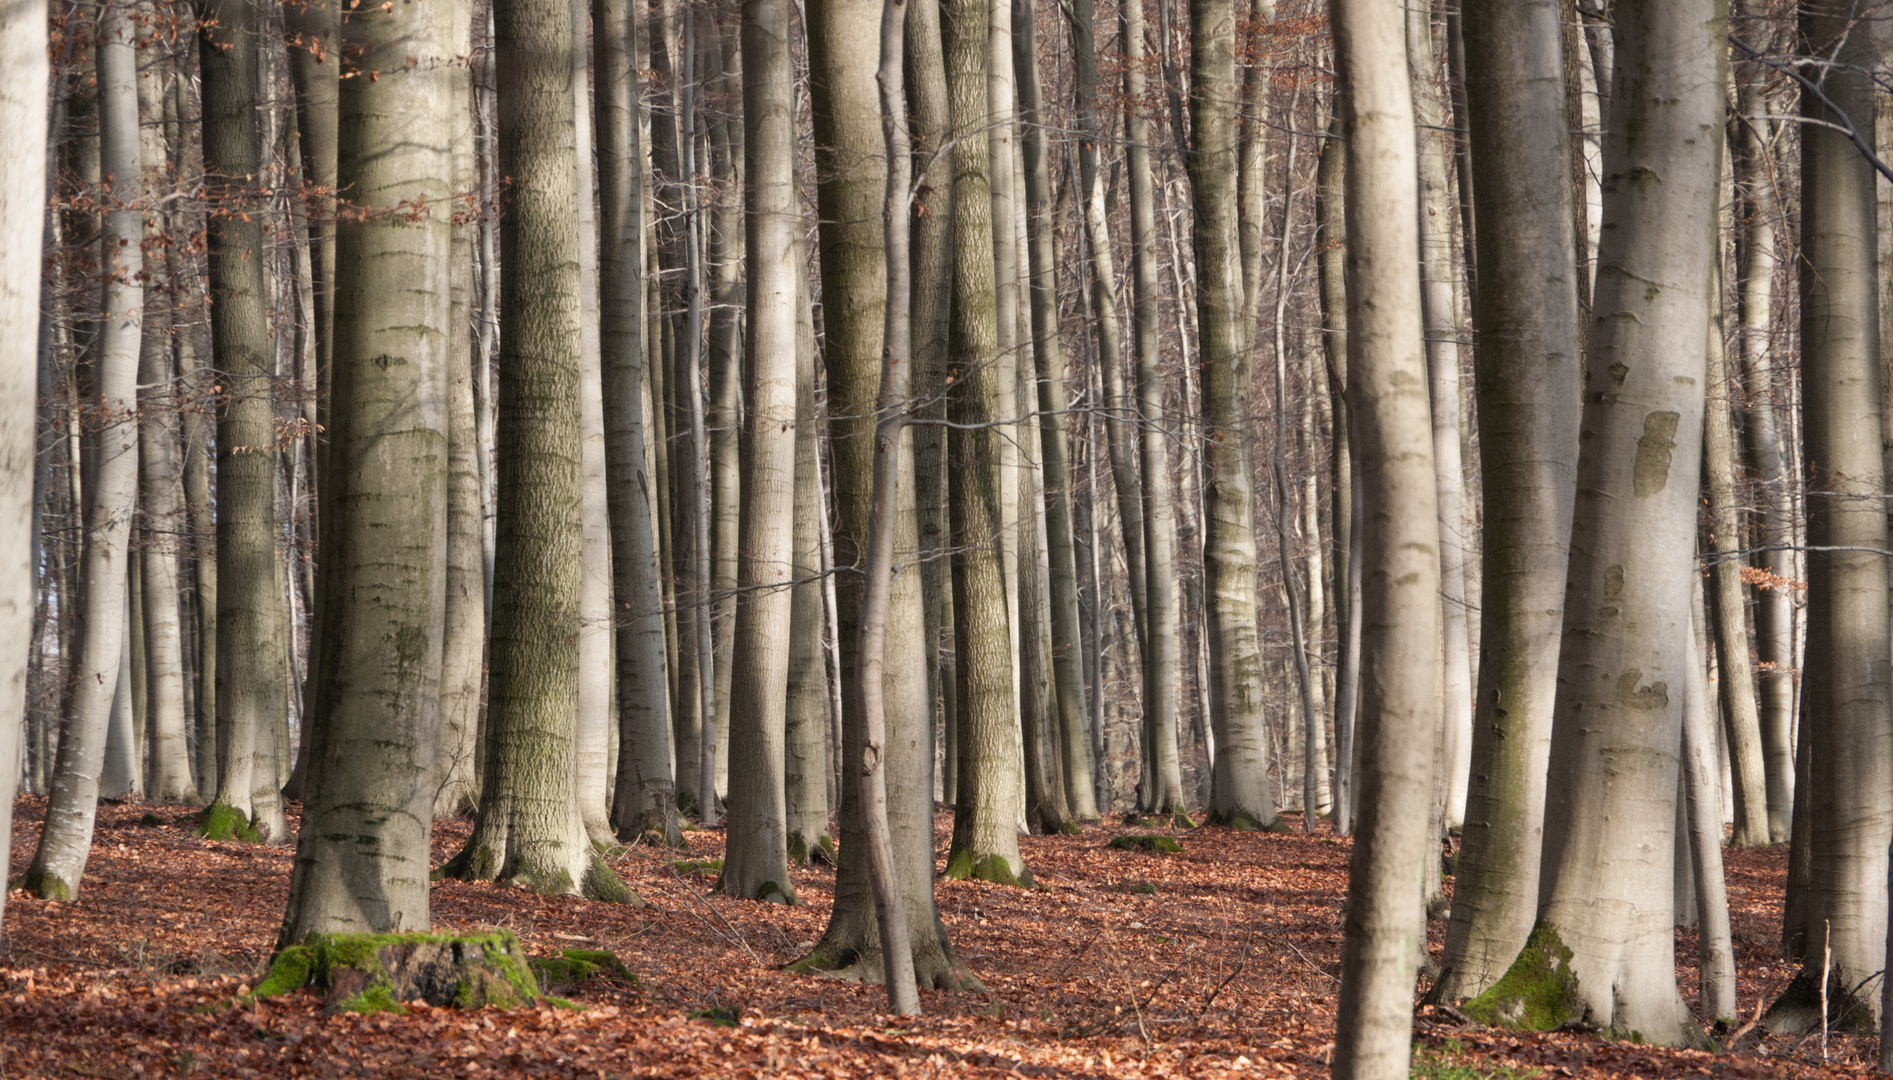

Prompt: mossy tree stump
[{"left": 255, "top": 931, "right": 545, "bottom": 1014}]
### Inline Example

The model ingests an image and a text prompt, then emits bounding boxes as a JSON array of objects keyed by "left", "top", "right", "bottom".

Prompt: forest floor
[{"left": 0, "top": 796, "right": 1875, "bottom": 1079}]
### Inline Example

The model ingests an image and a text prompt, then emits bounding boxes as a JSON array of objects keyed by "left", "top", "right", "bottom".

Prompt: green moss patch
[
  {"left": 1411, "top": 1039, "right": 1542, "bottom": 1080},
  {"left": 942, "top": 848, "right": 1035, "bottom": 888},
  {"left": 195, "top": 802, "right": 261, "bottom": 843},
  {"left": 248, "top": 930, "right": 542, "bottom": 1015},
  {"left": 787, "top": 832, "right": 837, "bottom": 867},
  {"left": 529, "top": 948, "right": 636, "bottom": 994},
  {"left": 1108, "top": 834, "right": 1184, "bottom": 854},
  {"left": 1460, "top": 924, "right": 1583, "bottom": 1031},
  {"left": 672, "top": 858, "right": 723, "bottom": 878},
  {"left": 689, "top": 1007, "right": 739, "bottom": 1027}
]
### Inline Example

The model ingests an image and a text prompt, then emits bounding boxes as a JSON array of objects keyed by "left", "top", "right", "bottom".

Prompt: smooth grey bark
[
  {"left": 1123, "top": 0, "right": 1190, "bottom": 823},
  {"left": 1316, "top": 113, "right": 1356, "bottom": 837},
  {"left": 102, "top": 602, "right": 136, "bottom": 799},
  {"left": 24, "top": 0, "right": 144, "bottom": 900},
  {"left": 199, "top": 0, "right": 289, "bottom": 845},
  {"left": 0, "top": 0, "right": 46, "bottom": 926},
  {"left": 1188, "top": 0, "right": 1268, "bottom": 826},
  {"left": 280, "top": 0, "right": 453, "bottom": 942},
  {"left": 705, "top": 19, "right": 743, "bottom": 799},
  {"left": 1014, "top": 0, "right": 1097, "bottom": 822},
  {"left": 940, "top": 0, "right": 1028, "bottom": 884},
  {"left": 137, "top": 39, "right": 196, "bottom": 806},
  {"left": 680, "top": 10, "right": 719, "bottom": 824},
  {"left": 1326, "top": 0, "right": 1439, "bottom": 1072},
  {"left": 572, "top": 0, "right": 617, "bottom": 849},
  {"left": 906, "top": 0, "right": 956, "bottom": 810},
  {"left": 1681, "top": 611, "right": 1738, "bottom": 1022},
  {"left": 437, "top": 5, "right": 486, "bottom": 821},
  {"left": 598, "top": 0, "right": 680, "bottom": 847},
  {"left": 1407, "top": 4, "right": 1472, "bottom": 832},
  {"left": 784, "top": 241, "right": 830, "bottom": 861},
  {"left": 1527, "top": 0, "right": 1723, "bottom": 1045},
  {"left": 799, "top": 0, "right": 974, "bottom": 988},
  {"left": 1732, "top": 47, "right": 1794, "bottom": 844},
  {"left": 1765, "top": 0, "right": 1892, "bottom": 1035},
  {"left": 442, "top": 0, "right": 628, "bottom": 903},
  {"left": 1432, "top": 0, "right": 1578, "bottom": 1005},
  {"left": 857, "top": 0, "right": 923, "bottom": 1011},
  {"left": 1703, "top": 276, "right": 1770, "bottom": 848},
  {"left": 720, "top": 0, "right": 799, "bottom": 905}
]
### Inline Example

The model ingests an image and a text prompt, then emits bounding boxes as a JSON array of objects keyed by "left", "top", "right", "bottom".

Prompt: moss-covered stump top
[
  {"left": 256, "top": 931, "right": 543, "bottom": 1015},
  {"left": 1108, "top": 834, "right": 1184, "bottom": 854},
  {"left": 529, "top": 948, "right": 637, "bottom": 995}
]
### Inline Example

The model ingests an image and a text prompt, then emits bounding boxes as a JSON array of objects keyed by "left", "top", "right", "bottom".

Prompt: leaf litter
[{"left": 1, "top": 797, "right": 1869, "bottom": 1077}]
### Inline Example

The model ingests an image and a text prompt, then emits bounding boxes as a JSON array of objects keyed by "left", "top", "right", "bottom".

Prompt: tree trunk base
[
  {"left": 253, "top": 931, "right": 549, "bottom": 1014},
  {"left": 942, "top": 846, "right": 1035, "bottom": 888},
  {"left": 436, "top": 838, "right": 644, "bottom": 905},
  {"left": 790, "top": 908, "right": 984, "bottom": 993},
  {"left": 1764, "top": 969, "right": 1880, "bottom": 1035}
]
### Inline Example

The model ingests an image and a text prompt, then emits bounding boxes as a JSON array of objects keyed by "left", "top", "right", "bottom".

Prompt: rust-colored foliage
[{"left": 0, "top": 798, "right": 1866, "bottom": 1077}]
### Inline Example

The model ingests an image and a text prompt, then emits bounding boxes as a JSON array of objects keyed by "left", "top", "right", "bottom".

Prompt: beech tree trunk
[
  {"left": 1527, "top": 0, "right": 1723, "bottom": 1044},
  {"left": 443, "top": 0, "right": 628, "bottom": 903},
  {"left": 720, "top": 0, "right": 799, "bottom": 904},
  {"left": 201, "top": 0, "right": 290, "bottom": 845},
  {"left": 0, "top": 0, "right": 44, "bottom": 929},
  {"left": 1188, "top": 0, "right": 1268, "bottom": 826},
  {"left": 280, "top": 0, "right": 453, "bottom": 941},
  {"left": 598, "top": 0, "right": 680, "bottom": 847},
  {"left": 941, "top": 0, "right": 1028, "bottom": 884},
  {"left": 23, "top": 0, "right": 143, "bottom": 900},
  {"left": 1766, "top": 1, "right": 1892, "bottom": 1035},
  {"left": 1326, "top": 0, "right": 1439, "bottom": 1072},
  {"left": 1434, "top": 0, "right": 1578, "bottom": 1005}
]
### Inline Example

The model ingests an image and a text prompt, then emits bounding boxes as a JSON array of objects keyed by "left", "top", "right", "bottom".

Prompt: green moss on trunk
[
  {"left": 943, "top": 848, "right": 1035, "bottom": 887},
  {"left": 1108, "top": 834, "right": 1184, "bottom": 853},
  {"left": 196, "top": 801, "right": 262, "bottom": 843},
  {"left": 1460, "top": 923, "right": 1583, "bottom": 1030},
  {"left": 248, "top": 931, "right": 543, "bottom": 1015}
]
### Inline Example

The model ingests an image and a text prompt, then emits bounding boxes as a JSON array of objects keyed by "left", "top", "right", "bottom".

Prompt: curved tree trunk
[
  {"left": 23, "top": 0, "right": 144, "bottom": 899},
  {"left": 443, "top": 0, "right": 628, "bottom": 903},
  {"left": 1326, "top": 0, "right": 1438, "bottom": 1072},
  {"left": 1765, "top": 1, "right": 1892, "bottom": 1035},
  {"left": 280, "top": 0, "right": 454, "bottom": 942},
  {"left": 1527, "top": 0, "right": 1723, "bottom": 1044}
]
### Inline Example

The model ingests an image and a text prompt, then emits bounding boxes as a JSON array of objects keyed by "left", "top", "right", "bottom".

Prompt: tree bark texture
[
  {"left": 1434, "top": 0, "right": 1578, "bottom": 1005},
  {"left": 281, "top": 0, "right": 454, "bottom": 942}
]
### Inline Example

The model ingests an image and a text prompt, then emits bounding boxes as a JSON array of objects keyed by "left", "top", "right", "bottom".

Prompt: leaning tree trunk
[
  {"left": 940, "top": 0, "right": 1029, "bottom": 885},
  {"left": 1680, "top": 613, "right": 1738, "bottom": 1023},
  {"left": 1188, "top": 0, "right": 1268, "bottom": 828},
  {"left": 1765, "top": 0, "right": 1893, "bottom": 1037},
  {"left": 1514, "top": 0, "right": 1723, "bottom": 1046},
  {"left": 719, "top": 0, "right": 800, "bottom": 905},
  {"left": 200, "top": 0, "right": 290, "bottom": 845},
  {"left": 0, "top": 0, "right": 46, "bottom": 927},
  {"left": 441, "top": 0, "right": 629, "bottom": 904},
  {"left": 597, "top": 0, "right": 681, "bottom": 848},
  {"left": 1326, "top": 0, "right": 1439, "bottom": 1073},
  {"left": 1015, "top": 0, "right": 1097, "bottom": 823},
  {"left": 1433, "top": 0, "right": 1579, "bottom": 1006},
  {"left": 22, "top": 0, "right": 143, "bottom": 901},
  {"left": 795, "top": 0, "right": 976, "bottom": 989},
  {"left": 279, "top": 0, "right": 454, "bottom": 943}
]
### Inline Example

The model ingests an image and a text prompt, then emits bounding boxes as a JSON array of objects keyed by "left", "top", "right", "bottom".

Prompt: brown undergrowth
[{"left": 0, "top": 797, "right": 1869, "bottom": 1077}]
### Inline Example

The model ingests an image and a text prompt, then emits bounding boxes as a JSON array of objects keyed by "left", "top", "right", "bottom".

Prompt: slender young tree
[
  {"left": 0, "top": 0, "right": 45, "bottom": 928},
  {"left": 1485, "top": 0, "right": 1723, "bottom": 1045},
  {"left": 280, "top": 0, "right": 454, "bottom": 942},
  {"left": 598, "top": 0, "right": 681, "bottom": 847},
  {"left": 1766, "top": 0, "right": 1892, "bottom": 1035},
  {"left": 1015, "top": 0, "right": 1097, "bottom": 822},
  {"left": 200, "top": 0, "right": 290, "bottom": 845},
  {"left": 1433, "top": 0, "right": 1579, "bottom": 1004},
  {"left": 21, "top": 0, "right": 144, "bottom": 900},
  {"left": 442, "top": 0, "right": 629, "bottom": 902},
  {"left": 1326, "top": 0, "right": 1439, "bottom": 1073},
  {"left": 720, "top": 0, "right": 800, "bottom": 904}
]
